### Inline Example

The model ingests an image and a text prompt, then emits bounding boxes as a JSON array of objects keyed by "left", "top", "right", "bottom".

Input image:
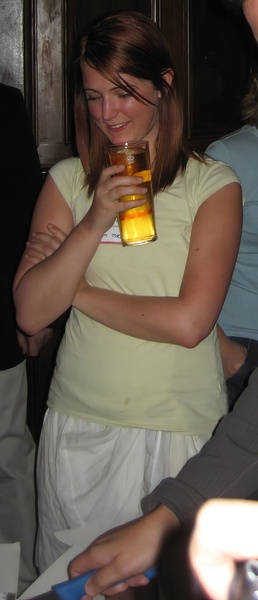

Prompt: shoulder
[
  {"left": 49, "top": 157, "right": 86, "bottom": 202},
  {"left": 50, "top": 157, "right": 84, "bottom": 180},
  {"left": 183, "top": 156, "right": 241, "bottom": 210},
  {"left": 206, "top": 126, "right": 254, "bottom": 164},
  {"left": 186, "top": 155, "right": 240, "bottom": 187}
]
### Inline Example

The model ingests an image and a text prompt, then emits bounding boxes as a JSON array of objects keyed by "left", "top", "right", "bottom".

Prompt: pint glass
[{"left": 104, "top": 140, "right": 157, "bottom": 246}]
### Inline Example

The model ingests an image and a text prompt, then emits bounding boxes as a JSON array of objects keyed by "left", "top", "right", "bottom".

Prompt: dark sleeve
[
  {"left": 1, "top": 85, "right": 43, "bottom": 244},
  {"left": 142, "top": 367, "right": 258, "bottom": 521},
  {"left": 0, "top": 84, "right": 43, "bottom": 368}
]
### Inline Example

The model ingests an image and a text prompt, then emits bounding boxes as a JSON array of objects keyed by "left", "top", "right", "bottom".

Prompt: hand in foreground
[
  {"left": 17, "top": 328, "right": 53, "bottom": 356},
  {"left": 189, "top": 499, "right": 258, "bottom": 600},
  {"left": 68, "top": 506, "right": 178, "bottom": 598},
  {"left": 25, "top": 223, "right": 67, "bottom": 265},
  {"left": 85, "top": 164, "right": 147, "bottom": 234}
]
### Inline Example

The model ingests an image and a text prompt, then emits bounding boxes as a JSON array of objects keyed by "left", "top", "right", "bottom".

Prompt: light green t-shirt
[{"left": 47, "top": 156, "right": 240, "bottom": 434}]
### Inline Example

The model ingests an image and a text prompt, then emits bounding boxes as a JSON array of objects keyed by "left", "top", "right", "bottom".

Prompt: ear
[
  {"left": 162, "top": 68, "right": 174, "bottom": 86},
  {"left": 158, "top": 69, "right": 174, "bottom": 97}
]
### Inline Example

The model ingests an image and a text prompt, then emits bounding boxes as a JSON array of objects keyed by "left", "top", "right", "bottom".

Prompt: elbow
[
  {"left": 14, "top": 287, "right": 43, "bottom": 336},
  {"left": 175, "top": 320, "right": 212, "bottom": 349},
  {"left": 15, "top": 308, "right": 41, "bottom": 337},
  {"left": 180, "top": 333, "right": 202, "bottom": 349}
]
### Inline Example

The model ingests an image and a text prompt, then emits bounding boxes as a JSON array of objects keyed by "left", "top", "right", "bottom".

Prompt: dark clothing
[
  {"left": 0, "top": 83, "right": 43, "bottom": 369},
  {"left": 0, "top": 83, "right": 42, "bottom": 594},
  {"left": 226, "top": 336, "right": 258, "bottom": 407},
  {"left": 142, "top": 367, "right": 258, "bottom": 520}
]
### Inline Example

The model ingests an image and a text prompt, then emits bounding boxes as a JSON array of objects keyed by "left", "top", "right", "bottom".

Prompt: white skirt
[{"left": 36, "top": 408, "right": 210, "bottom": 572}]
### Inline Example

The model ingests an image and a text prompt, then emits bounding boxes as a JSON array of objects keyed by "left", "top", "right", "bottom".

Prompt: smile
[{"left": 106, "top": 122, "right": 128, "bottom": 130}]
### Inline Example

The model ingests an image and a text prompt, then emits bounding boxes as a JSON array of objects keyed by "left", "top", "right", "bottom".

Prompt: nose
[{"left": 102, "top": 97, "right": 118, "bottom": 121}]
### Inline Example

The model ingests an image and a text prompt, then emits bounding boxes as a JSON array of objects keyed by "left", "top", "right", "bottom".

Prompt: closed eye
[
  {"left": 117, "top": 92, "right": 132, "bottom": 98},
  {"left": 86, "top": 94, "right": 101, "bottom": 102}
]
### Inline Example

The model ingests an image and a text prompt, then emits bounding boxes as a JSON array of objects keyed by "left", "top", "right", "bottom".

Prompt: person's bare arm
[
  {"left": 73, "top": 182, "right": 242, "bottom": 347},
  {"left": 13, "top": 164, "right": 146, "bottom": 334},
  {"left": 68, "top": 505, "right": 179, "bottom": 597}
]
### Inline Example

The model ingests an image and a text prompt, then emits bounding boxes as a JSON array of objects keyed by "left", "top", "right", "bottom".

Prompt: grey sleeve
[{"left": 142, "top": 368, "right": 258, "bottom": 522}]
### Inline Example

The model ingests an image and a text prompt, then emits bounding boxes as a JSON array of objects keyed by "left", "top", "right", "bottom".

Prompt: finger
[
  {"left": 102, "top": 164, "right": 125, "bottom": 178},
  {"left": 109, "top": 184, "right": 147, "bottom": 200},
  {"left": 124, "top": 574, "right": 151, "bottom": 587},
  {"left": 86, "top": 572, "right": 129, "bottom": 597},
  {"left": 25, "top": 247, "right": 51, "bottom": 260},
  {"left": 26, "top": 242, "right": 48, "bottom": 254},
  {"left": 100, "top": 582, "right": 129, "bottom": 597},
  {"left": 28, "top": 235, "right": 62, "bottom": 250},
  {"left": 106, "top": 175, "right": 144, "bottom": 191},
  {"left": 86, "top": 569, "right": 151, "bottom": 597},
  {"left": 29, "top": 232, "right": 56, "bottom": 243},
  {"left": 24, "top": 254, "right": 45, "bottom": 265},
  {"left": 17, "top": 333, "right": 28, "bottom": 354},
  {"left": 47, "top": 223, "right": 67, "bottom": 241},
  {"left": 29, "top": 230, "right": 66, "bottom": 247},
  {"left": 68, "top": 552, "right": 103, "bottom": 580},
  {"left": 117, "top": 195, "right": 148, "bottom": 213},
  {"left": 27, "top": 239, "right": 61, "bottom": 254},
  {"left": 69, "top": 557, "right": 128, "bottom": 597}
]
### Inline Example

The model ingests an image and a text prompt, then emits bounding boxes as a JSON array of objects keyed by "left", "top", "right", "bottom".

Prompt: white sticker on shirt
[{"left": 100, "top": 220, "right": 122, "bottom": 244}]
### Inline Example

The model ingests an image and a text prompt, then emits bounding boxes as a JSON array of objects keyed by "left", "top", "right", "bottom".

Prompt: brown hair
[
  {"left": 241, "top": 48, "right": 258, "bottom": 126},
  {"left": 220, "top": 0, "right": 244, "bottom": 10},
  {"left": 73, "top": 10, "right": 199, "bottom": 196}
]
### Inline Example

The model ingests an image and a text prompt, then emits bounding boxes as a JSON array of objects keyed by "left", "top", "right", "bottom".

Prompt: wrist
[
  {"left": 82, "top": 207, "right": 109, "bottom": 237},
  {"left": 149, "top": 505, "right": 180, "bottom": 541}
]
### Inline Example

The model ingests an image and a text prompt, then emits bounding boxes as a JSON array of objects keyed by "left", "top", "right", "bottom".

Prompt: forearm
[
  {"left": 73, "top": 284, "right": 216, "bottom": 347},
  {"left": 143, "top": 369, "right": 258, "bottom": 521},
  {"left": 14, "top": 221, "right": 102, "bottom": 335}
]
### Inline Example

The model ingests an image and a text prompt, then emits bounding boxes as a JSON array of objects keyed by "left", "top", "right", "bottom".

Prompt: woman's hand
[
  {"left": 16, "top": 328, "right": 53, "bottom": 356},
  {"left": 217, "top": 326, "right": 247, "bottom": 379},
  {"left": 25, "top": 224, "right": 67, "bottom": 265},
  {"left": 84, "top": 164, "right": 147, "bottom": 234}
]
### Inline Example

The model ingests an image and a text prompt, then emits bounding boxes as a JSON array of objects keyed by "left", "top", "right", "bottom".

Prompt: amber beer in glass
[{"left": 104, "top": 140, "right": 157, "bottom": 246}]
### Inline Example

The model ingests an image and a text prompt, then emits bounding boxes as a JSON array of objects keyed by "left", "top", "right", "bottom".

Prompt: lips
[{"left": 106, "top": 122, "right": 129, "bottom": 131}]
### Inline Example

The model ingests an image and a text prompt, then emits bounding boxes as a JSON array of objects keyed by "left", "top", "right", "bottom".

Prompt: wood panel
[
  {"left": 0, "top": 0, "right": 24, "bottom": 90},
  {"left": 73, "top": 0, "right": 155, "bottom": 40},
  {"left": 30, "top": 0, "right": 74, "bottom": 169}
]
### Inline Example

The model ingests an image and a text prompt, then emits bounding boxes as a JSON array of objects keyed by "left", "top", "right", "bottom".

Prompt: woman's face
[
  {"left": 243, "top": 0, "right": 258, "bottom": 42},
  {"left": 82, "top": 63, "right": 160, "bottom": 159}
]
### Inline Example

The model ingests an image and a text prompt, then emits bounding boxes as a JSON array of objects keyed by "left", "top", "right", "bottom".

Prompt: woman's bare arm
[
  {"left": 73, "top": 182, "right": 242, "bottom": 347},
  {"left": 13, "top": 164, "right": 147, "bottom": 334}
]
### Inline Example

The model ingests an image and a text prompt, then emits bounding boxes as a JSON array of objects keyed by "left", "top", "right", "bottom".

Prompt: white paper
[
  {"left": 0, "top": 543, "right": 20, "bottom": 595},
  {"left": 54, "top": 524, "right": 99, "bottom": 547},
  {"left": 19, "top": 527, "right": 103, "bottom": 600}
]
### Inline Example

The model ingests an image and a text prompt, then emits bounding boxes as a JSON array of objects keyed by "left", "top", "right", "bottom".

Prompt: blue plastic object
[{"left": 53, "top": 566, "right": 157, "bottom": 600}]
